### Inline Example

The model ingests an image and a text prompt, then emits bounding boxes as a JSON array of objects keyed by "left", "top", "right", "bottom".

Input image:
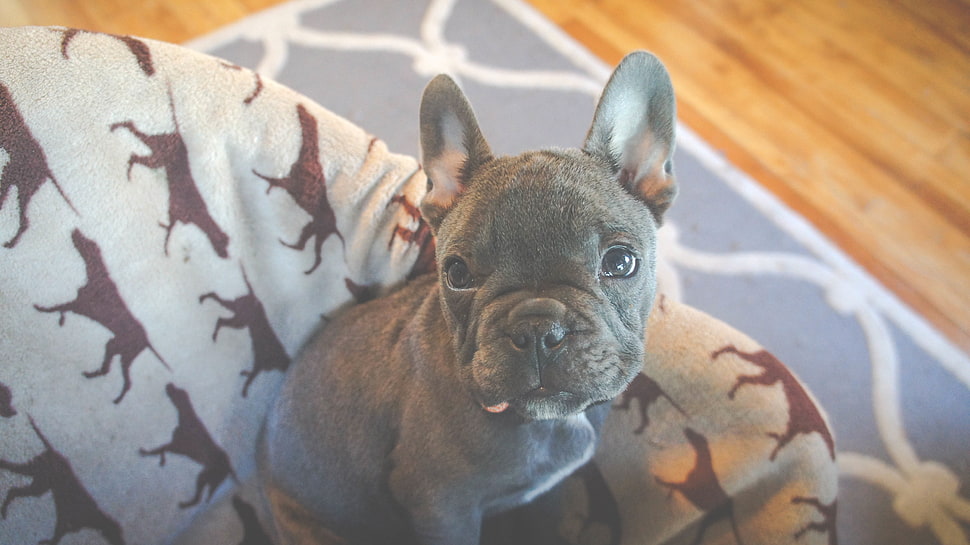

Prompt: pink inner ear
[
  {"left": 424, "top": 147, "right": 467, "bottom": 210},
  {"left": 621, "top": 156, "right": 673, "bottom": 196},
  {"left": 638, "top": 165, "right": 674, "bottom": 200}
]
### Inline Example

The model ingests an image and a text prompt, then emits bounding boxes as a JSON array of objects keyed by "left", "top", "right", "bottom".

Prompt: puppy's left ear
[
  {"left": 584, "top": 51, "right": 677, "bottom": 223},
  {"left": 419, "top": 75, "right": 493, "bottom": 231}
]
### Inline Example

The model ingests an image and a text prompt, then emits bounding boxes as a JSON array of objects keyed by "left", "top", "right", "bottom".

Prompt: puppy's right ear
[
  {"left": 419, "top": 75, "right": 493, "bottom": 231},
  {"left": 584, "top": 51, "right": 677, "bottom": 224}
]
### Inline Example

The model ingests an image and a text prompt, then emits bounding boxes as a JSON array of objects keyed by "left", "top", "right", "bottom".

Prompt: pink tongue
[{"left": 484, "top": 401, "right": 510, "bottom": 413}]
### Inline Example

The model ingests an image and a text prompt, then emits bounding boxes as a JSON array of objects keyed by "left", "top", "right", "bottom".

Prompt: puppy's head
[{"left": 419, "top": 52, "right": 676, "bottom": 421}]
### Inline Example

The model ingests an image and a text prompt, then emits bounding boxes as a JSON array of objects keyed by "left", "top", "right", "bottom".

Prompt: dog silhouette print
[
  {"left": 614, "top": 372, "right": 686, "bottom": 434},
  {"left": 199, "top": 269, "right": 290, "bottom": 397},
  {"left": 0, "top": 82, "right": 78, "bottom": 249},
  {"left": 110, "top": 88, "right": 230, "bottom": 259},
  {"left": 252, "top": 104, "right": 344, "bottom": 274},
  {"left": 387, "top": 193, "right": 436, "bottom": 280},
  {"left": 0, "top": 416, "right": 124, "bottom": 545},
  {"left": 139, "top": 383, "right": 236, "bottom": 509},
  {"left": 34, "top": 229, "right": 169, "bottom": 404},
  {"left": 655, "top": 428, "right": 745, "bottom": 545},
  {"left": 711, "top": 345, "right": 836, "bottom": 461}
]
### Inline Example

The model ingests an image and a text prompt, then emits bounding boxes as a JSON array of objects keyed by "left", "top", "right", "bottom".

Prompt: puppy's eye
[
  {"left": 445, "top": 257, "right": 473, "bottom": 290},
  {"left": 601, "top": 246, "right": 638, "bottom": 279}
]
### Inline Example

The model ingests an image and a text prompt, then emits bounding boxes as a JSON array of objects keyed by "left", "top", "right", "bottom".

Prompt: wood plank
[
  {"left": 889, "top": 0, "right": 970, "bottom": 55},
  {"left": 798, "top": 1, "right": 970, "bottom": 133},
  {"left": 0, "top": 0, "right": 286, "bottom": 43},
  {"left": 677, "top": 1, "right": 970, "bottom": 232}
]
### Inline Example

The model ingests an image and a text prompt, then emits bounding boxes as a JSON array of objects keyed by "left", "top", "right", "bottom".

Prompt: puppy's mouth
[{"left": 481, "top": 387, "right": 577, "bottom": 417}]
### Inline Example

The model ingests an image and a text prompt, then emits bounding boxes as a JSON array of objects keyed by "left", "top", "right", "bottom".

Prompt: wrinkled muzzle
[{"left": 469, "top": 291, "right": 642, "bottom": 421}]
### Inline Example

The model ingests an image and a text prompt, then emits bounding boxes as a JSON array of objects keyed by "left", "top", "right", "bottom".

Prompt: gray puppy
[{"left": 259, "top": 51, "right": 677, "bottom": 545}]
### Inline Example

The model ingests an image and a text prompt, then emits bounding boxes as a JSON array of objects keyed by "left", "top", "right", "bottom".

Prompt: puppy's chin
[{"left": 512, "top": 399, "right": 592, "bottom": 421}]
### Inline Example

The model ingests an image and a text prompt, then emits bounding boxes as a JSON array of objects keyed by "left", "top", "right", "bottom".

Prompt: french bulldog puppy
[{"left": 258, "top": 51, "right": 677, "bottom": 545}]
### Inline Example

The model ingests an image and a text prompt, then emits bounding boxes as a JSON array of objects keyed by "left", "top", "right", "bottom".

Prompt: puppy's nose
[
  {"left": 507, "top": 298, "right": 570, "bottom": 363},
  {"left": 510, "top": 323, "right": 567, "bottom": 353}
]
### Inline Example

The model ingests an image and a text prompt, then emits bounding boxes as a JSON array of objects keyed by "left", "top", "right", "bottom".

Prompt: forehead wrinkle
[
  {"left": 442, "top": 149, "right": 654, "bottom": 273},
  {"left": 481, "top": 166, "right": 600, "bottom": 270}
]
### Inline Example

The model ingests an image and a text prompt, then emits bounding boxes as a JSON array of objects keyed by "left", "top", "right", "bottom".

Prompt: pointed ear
[
  {"left": 419, "top": 75, "right": 493, "bottom": 231},
  {"left": 584, "top": 51, "right": 677, "bottom": 223}
]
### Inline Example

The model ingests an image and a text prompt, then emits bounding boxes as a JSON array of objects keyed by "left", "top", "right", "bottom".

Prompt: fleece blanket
[{"left": 0, "top": 24, "right": 836, "bottom": 545}]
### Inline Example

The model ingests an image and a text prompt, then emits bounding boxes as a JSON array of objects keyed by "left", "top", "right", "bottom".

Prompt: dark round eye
[
  {"left": 445, "top": 257, "right": 473, "bottom": 289},
  {"left": 601, "top": 246, "right": 638, "bottom": 278}
]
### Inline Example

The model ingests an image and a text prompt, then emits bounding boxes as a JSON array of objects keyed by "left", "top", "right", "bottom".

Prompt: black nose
[
  {"left": 511, "top": 324, "right": 568, "bottom": 353},
  {"left": 507, "top": 298, "right": 570, "bottom": 364}
]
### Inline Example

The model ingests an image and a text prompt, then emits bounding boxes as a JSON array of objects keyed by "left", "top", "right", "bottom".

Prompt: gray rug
[{"left": 190, "top": 1, "right": 970, "bottom": 543}]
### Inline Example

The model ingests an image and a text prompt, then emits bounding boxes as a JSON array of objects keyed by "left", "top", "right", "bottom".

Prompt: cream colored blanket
[{"left": 0, "top": 27, "right": 836, "bottom": 545}]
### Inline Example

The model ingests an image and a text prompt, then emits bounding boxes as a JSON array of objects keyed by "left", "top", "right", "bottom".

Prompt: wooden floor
[{"left": 4, "top": 0, "right": 969, "bottom": 351}]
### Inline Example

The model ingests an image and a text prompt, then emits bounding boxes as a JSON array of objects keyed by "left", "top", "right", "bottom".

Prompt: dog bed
[{"left": 0, "top": 26, "right": 836, "bottom": 545}]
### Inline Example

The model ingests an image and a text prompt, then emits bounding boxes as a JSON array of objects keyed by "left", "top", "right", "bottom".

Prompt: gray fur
[{"left": 258, "top": 51, "right": 677, "bottom": 545}]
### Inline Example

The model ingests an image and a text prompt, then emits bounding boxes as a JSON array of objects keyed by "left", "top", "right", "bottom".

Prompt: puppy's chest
[{"left": 488, "top": 413, "right": 597, "bottom": 513}]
